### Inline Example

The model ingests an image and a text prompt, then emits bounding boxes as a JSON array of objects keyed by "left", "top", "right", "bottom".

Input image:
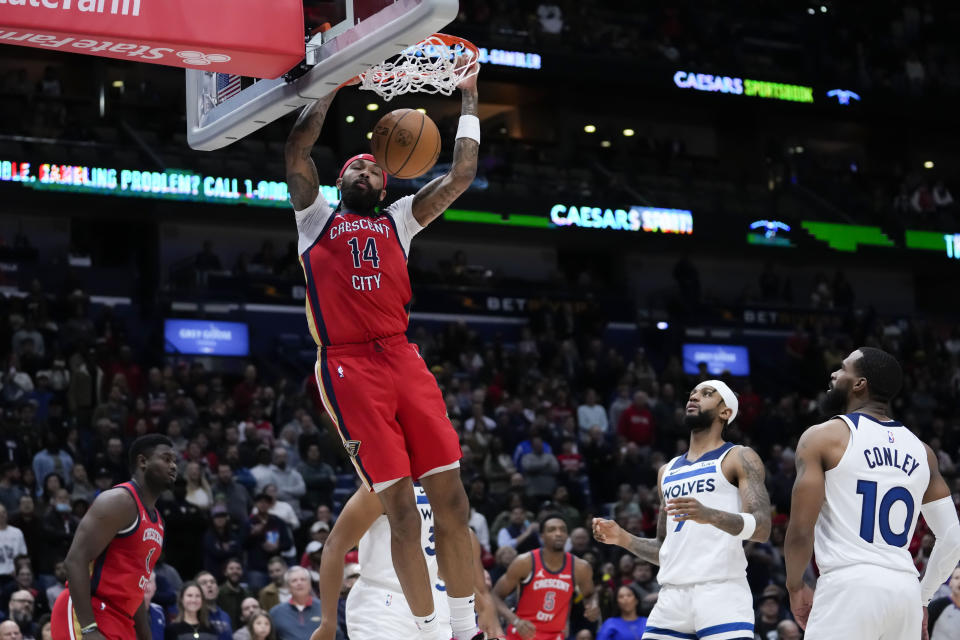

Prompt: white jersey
[
  {"left": 356, "top": 483, "right": 442, "bottom": 593},
  {"left": 814, "top": 412, "right": 930, "bottom": 576},
  {"left": 657, "top": 442, "right": 746, "bottom": 586}
]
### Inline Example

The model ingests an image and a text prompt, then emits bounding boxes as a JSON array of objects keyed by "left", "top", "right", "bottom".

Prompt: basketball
[{"left": 370, "top": 108, "right": 441, "bottom": 179}]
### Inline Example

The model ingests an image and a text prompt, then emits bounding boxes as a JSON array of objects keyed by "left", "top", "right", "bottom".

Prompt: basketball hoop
[{"left": 357, "top": 33, "right": 479, "bottom": 100}]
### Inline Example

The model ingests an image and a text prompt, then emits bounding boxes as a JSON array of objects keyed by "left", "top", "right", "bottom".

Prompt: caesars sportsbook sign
[{"left": 0, "top": 0, "right": 304, "bottom": 78}]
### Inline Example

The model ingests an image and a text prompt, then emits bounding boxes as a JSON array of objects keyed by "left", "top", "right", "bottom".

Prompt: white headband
[{"left": 695, "top": 380, "right": 738, "bottom": 424}]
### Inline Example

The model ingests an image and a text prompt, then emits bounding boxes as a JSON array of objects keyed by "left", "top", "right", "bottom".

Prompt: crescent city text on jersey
[{"left": 328, "top": 217, "right": 392, "bottom": 240}]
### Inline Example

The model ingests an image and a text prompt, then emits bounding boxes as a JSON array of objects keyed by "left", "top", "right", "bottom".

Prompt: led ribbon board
[
  {"left": 673, "top": 71, "right": 814, "bottom": 103},
  {"left": 550, "top": 204, "right": 693, "bottom": 233},
  {"left": 905, "top": 230, "right": 960, "bottom": 259}
]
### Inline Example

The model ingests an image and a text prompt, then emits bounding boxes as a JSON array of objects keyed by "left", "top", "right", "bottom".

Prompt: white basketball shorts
[
  {"left": 804, "top": 564, "right": 921, "bottom": 640},
  {"left": 643, "top": 577, "right": 755, "bottom": 640},
  {"left": 346, "top": 578, "right": 452, "bottom": 640}
]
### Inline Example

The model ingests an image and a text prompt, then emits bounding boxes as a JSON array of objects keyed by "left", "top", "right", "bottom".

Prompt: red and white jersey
[
  {"left": 88, "top": 481, "right": 164, "bottom": 617},
  {"left": 514, "top": 549, "right": 575, "bottom": 635},
  {"left": 294, "top": 192, "right": 422, "bottom": 346}
]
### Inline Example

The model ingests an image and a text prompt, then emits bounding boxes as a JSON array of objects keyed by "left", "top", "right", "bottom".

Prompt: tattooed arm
[
  {"left": 285, "top": 90, "right": 339, "bottom": 211},
  {"left": 411, "top": 63, "right": 480, "bottom": 226},
  {"left": 664, "top": 446, "right": 771, "bottom": 541},
  {"left": 592, "top": 465, "right": 667, "bottom": 565}
]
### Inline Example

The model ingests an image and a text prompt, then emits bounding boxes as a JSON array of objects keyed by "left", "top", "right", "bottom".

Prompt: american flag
[{"left": 216, "top": 73, "right": 242, "bottom": 103}]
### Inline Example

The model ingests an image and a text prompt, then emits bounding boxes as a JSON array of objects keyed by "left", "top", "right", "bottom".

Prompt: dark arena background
[{"left": 0, "top": 1, "right": 959, "bottom": 640}]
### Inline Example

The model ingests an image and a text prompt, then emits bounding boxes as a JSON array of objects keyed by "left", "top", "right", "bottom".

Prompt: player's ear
[
  {"left": 378, "top": 189, "right": 386, "bottom": 202},
  {"left": 719, "top": 405, "right": 732, "bottom": 423}
]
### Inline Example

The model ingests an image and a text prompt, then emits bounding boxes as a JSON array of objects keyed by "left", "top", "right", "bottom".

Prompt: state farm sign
[{"left": 0, "top": 0, "right": 304, "bottom": 79}]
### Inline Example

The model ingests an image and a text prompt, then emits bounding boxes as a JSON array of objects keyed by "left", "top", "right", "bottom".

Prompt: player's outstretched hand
[
  {"left": 309, "top": 621, "right": 338, "bottom": 640},
  {"left": 787, "top": 584, "right": 814, "bottom": 630},
  {"left": 665, "top": 497, "right": 714, "bottom": 524},
  {"left": 513, "top": 618, "right": 536, "bottom": 640},
  {"left": 921, "top": 606, "right": 929, "bottom": 640},
  {"left": 592, "top": 517, "right": 625, "bottom": 546},
  {"left": 456, "top": 57, "right": 479, "bottom": 92},
  {"left": 478, "top": 604, "right": 504, "bottom": 639}
]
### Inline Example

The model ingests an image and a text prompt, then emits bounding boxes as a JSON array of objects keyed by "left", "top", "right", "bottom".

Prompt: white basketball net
[{"left": 358, "top": 34, "right": 479, "bottom": 101}]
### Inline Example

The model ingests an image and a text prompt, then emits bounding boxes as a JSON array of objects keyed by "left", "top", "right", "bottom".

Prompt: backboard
[{"left": 185, "top": 0, "right": 459, "bottom": 151}]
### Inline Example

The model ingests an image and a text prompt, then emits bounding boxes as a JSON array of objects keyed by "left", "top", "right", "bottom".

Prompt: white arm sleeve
[
  {"left": 293, "top": 192, "right": 335, "bottom": 255},
  {"left": 919, "top": 496, "right": 960, "bottom": 605},
  {"left": 385, "top": 195, "right": 423, "bottom": 256}
]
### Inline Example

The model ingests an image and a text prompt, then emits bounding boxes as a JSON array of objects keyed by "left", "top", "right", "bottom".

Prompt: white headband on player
[{"left": 695, "top": 380, "right": 738, "bottom": 424}]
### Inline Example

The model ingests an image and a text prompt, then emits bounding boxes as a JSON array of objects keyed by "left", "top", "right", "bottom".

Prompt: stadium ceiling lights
[
  {"left": 583, "top": 124, "right": 597, "bottom": 133},
  {"left": 924, "top": 161, "right": 935, "bottom": 169},
  {"left": 623, "top": 128, "right": 635, "bottom": 137},
  {"left": 366, "top": 103, "right": 379, "bottom": 111},
  {"left": 345, "top": 115, "right": 355, "bottom": 123}
]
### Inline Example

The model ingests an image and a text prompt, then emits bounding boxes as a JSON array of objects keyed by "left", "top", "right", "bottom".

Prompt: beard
[
  {"left": 820, "top": 385, "right": 848, "bottom": 417},
  {"left": 340, "top": 182, "right": 381, "bottom": 214},
  {"left": 683, "top": 408, "right": 715, "bottom": 433}
]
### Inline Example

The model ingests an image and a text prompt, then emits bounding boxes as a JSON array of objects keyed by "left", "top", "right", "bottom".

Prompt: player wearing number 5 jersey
[
  {"left": 285, "top": 65, "right": 484, "bottom": 640},
  {"left": 786, "top": 348, "right": 960, "bottom": 640},
  {"left": 493, "top": 515, "right": 599, "bottom": 640},
  {"left": 593, "top": 381, "right": 772, "bottom": 640}
]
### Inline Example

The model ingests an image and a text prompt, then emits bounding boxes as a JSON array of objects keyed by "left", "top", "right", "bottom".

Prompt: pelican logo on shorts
[
  {"left": 176, "top": 51, "right": 232, "bottom": 66},
  {"left": 888, "top": 431, "right": 895, "bottom": 443},
  {"left": 344, "top": 440, "right": 361, "bottom": 457}
]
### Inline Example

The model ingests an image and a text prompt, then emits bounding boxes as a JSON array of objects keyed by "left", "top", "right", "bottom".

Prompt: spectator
[
  {"left": 165, "top": 582, "right": 217, "bottom": 640},
  {"left": 551, "top": 486, "right": 581, "bottom": 531},
  {"left": 482, "top": 437, "right": 516, "bottom": 497},
  {"left": 496, "top": 506, "right": 540, "bottom": 553},
  {"left": 68, "top": 465, "right": 96, "bottom": 506},
  {"left": 245, "top": 612, "right": 276, "bottom": 640},
  {"left": 0, "top": 505, "right": 26, "bottom": 588},
  {"left": 767, "top": 450, "right": 796, "bottom": 513},
  {"left": 617, "top": 392, "right": 655, "bottom": 448},
  {"left": 158, "top": 477, "right": 209, "bottom": 579},
  {"left": 302, "top": 542, "right": 323, "bottom": 587},
  {"left": 211, "top": 464, "right": 252, "bottom": 526},
  {"left": 6, "top": 589, "right": 37, "bottom": 639},
  {"left": 297, "top": 445, "right": 335, "bottom": 515},
  {"left": 754, "top": 586, "right": 785, "bottom": 639},
  {"left": 629, "top": 562, "right": 659, "bottom": 616},
  {"left": 185, "top": 462, "right": 214, "bottom": 512},
  {"left": 39, "top": 489, "right": 78, "bottom": 580},
  {"left": 596, "top": 585, "right": 646, "bottom": 640},
  {"left": 929, "top": 566, "right": 960, "bottom": 640},
  {"left": 519, "top": 436, "right": 559, "bottom": 500},
  {"left": 217, "top": 559, "right": 251, "bottom": 630},
  {"left": 257, "top": 557, "right": 290, "bottom": 612},
  {"left": 250, "top": 448, "right": 277, "bottom": 494},
  {"left": 468, "top": 505, "right": 490, "bottom": 553},
  {"left": 268, "top": 567, "right": 330, "bottom": 640},
  {"left": 577, "top": 389, "right": 608, "bottom": 435},
  {"left": 196, "top": 571, "right": 233, "bottom": 640},
  {"left": 775, "top": 620, "right": 801, "bottom": 640},
  {"left": 0, "top": 621, "right": 22, "bottom": 640},
  {"left": 536, "top": 2, "right": 563, "bottom": 35},
  {"left": 145, "top": 572, "right": 166, "bottom": 640},
  {"left": 269, "top": 449, "right": 305, "bottom": 516},
  {"left": 203, "top": 507, "right": 244, "bottom": 577},
  {"left": 260, "top": 486, "right": 299, "bottom": 534},
  {"left": 9, "top": 496, "right": 41, "bottom": 573},
  {"left": 465, "top": 403, "right": 496, "bottom": 433},
  {"left": 0, "top": 465, "right": 25, "bottom": 515},
  {"left": 232, "top": 597, "right": 262, "bottom": 640},
  {"left": 30, "top": 434, "right": 72, "bottom": 497}
]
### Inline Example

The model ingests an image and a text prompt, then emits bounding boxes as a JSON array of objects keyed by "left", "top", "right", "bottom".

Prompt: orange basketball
[{"left": 370, "top": 108, "right": 441, "bottom": 179}]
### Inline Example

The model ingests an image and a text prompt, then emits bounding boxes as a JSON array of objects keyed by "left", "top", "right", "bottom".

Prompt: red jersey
[
  {"left": 295, "top": 193, "right": 421, "bottom": 346},
  {"left": 513, "top": 549, "right": 575, "bottom": 637},
  {"left": 89, "top": 481, "right": 164, "bottom": 617}
]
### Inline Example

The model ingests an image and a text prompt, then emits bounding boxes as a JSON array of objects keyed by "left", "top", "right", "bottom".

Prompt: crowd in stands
[{"left": 0, "top": 264, "right": 957, "bottom": 640}]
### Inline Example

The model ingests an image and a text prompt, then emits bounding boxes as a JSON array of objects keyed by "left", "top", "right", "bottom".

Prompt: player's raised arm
[
  {"left": 593, "top": 465, "right": 668, "bottom": 565},
  {"left": 491, "top": 553, "right": 536, "bottom": 639},
  {"left": 63, "top": 488, "right": 140, "bottom": 640},
  {"left": 918, "top": 443, "right": 960, "bottom": 611},
  {"left": 784, "top": 422, "right": 836, "bottom": 628},
  {"left": 285, "top": 88, "right": 341, "bottom": 210},
  {"left": 310, "top": 488, "right": 384, "bottom": 640},
  {"left": 410, "top": 60, "right": 480, "bottom": 227}
]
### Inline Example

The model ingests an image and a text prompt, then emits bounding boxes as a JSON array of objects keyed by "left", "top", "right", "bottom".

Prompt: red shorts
[
  {"left": 314, "top": 334, "right": 461, "bottom": 490},
  {"left": 52, "top": 590, "right": 134, "bottom": 640}
]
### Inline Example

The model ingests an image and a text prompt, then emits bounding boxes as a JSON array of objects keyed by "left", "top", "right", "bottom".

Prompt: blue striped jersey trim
[
  {"left": 643, "top": 627, "right": 697, "bottom": 639},
  {"left": 698, "top": 622, "right": 754, "bottom": 637},
  {"left": 663, "top": 465, "right": 716, "bottom": 484}
]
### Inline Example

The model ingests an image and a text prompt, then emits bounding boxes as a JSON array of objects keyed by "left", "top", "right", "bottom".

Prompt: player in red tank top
[
  {"left": 52, "top": 435, "right": 178, "bottom": 640},
  {"left": 492, "top": 515, "right": 600, "bottom": 640},
  {"left": 288, "top": 67, "right": 487, "bottom": 640}
]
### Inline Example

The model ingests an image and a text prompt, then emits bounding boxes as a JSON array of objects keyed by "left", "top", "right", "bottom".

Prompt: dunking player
[
  {"left": 785, "top": 347, "right": 960, "bottom": 639},
  {"left": 593, "top": 381, "right": 772, "bottom": 640},
  {"left": 310, "top": 485, "right": 503, "bottom": 640},
  {"left": 51, "top": 435, "right": 178, "bottom": 640},
  {"left": 284, "top": 61, "right": 483, "bottom": 640},
  {"left": 492, "top": 514, "right": 599, "bottom": 640}
]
